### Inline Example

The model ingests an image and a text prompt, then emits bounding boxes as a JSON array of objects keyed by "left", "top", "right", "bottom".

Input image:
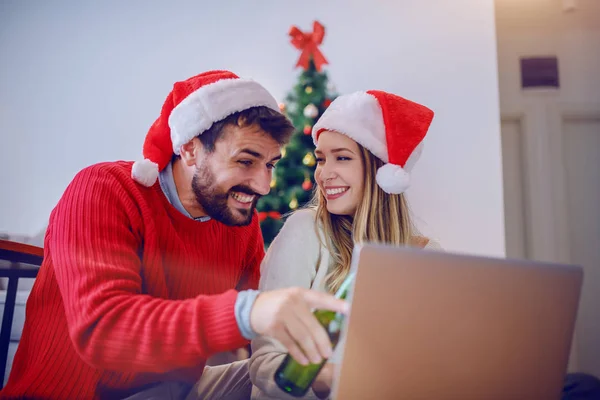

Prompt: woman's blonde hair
[{"left": 309, "top": 144, "right": 418, "bottom": 293}]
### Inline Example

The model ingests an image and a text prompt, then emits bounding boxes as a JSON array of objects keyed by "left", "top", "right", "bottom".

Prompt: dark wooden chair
[{"left": 0, "top": 239, "right": 42, "bottom": 388}]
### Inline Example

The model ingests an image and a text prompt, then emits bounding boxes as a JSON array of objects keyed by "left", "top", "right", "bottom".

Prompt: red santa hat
[
  {"left": 312, "top": 90, "right": 434, "bottom": 194},
  {"left": 132, "top": 70, "right": 281, "bottom": 186}
]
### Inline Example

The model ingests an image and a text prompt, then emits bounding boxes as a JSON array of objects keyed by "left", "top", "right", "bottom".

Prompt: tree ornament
[
  {"left": 303, "top": 125, "right": 312, "bottom": 135},
  {"left": 278, "top": 102, "right": 286, "bottom": 112},
  {"left": 323, "top": 98, "right": 332, "bottom": 108},
  {"left": 289, "top": 196, "right": 299, "bottom": 210},
  {"left": 303, "top": 103, "right": 319, "bottom": 119},
  {"left": 270, "top": 178, "right": 277, "bottom": 188},
  {"left": 305, "top": 86, "right": 313, "bottom": 94},
  {"left": 281, "top": 147, "right": 287, "bottom": 158},
  {"left": 258, "top": 211, "right": 281, "bottom": 222},
  {"left": 288, "top": 20, "right": 329, "bottom": 71},
  {"left": 303, "top": 152, "right": 316, "bottom": 167},
  {"left": 302, "top": 178, "right": 313, "bottom": 191}
]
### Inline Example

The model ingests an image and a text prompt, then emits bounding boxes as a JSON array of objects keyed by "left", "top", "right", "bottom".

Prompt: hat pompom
[
  {"left": 376, "top": 163, "right": 410, "bottom": 194},
  {"left": 132, "top": 159, "right": 159, "bottom": 187}
]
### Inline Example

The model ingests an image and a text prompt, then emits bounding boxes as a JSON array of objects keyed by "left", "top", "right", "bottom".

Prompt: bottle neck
[{"left": 334, "top": 272, "right": 356, "bottom": 299}]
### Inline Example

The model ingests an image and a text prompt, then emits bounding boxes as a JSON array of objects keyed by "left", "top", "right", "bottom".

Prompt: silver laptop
[{"left": 331, "top": 244, "right": 583, "bottom": 400}]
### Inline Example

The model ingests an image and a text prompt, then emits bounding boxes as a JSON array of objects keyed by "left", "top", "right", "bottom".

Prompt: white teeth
[
  {"left": 231, "top": 192, "right": 254, "bottom": 203},
  {"left": 325, "top": 187, "right": 348, "bottom": 195}
]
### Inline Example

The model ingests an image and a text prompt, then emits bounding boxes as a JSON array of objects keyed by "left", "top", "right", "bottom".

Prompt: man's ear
[{"left": 179, "top": 138, "right": 203, "bottom": 167}]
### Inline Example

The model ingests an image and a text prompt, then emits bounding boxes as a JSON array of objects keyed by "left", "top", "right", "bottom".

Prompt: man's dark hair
[{"left": 198, "top": 106, "right": 294, "bottom": 152}]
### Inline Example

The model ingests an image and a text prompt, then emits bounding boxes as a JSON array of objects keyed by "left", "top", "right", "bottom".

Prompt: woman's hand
[{"left": 312, "top": 363, "right": 335, "bottom": 399}]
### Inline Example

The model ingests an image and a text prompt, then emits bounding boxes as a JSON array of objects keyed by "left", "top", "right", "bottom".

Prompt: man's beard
[{"left": 191, "top": 166, "right": 259, "bottom": 227}]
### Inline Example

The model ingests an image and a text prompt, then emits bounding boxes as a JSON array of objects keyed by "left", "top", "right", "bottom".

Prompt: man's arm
[
  {"left": 51, "top": 164, "right": 248, "bottom": 373},
  {"left": 234, "top": 214, "right": 264, "bottom": 340}
]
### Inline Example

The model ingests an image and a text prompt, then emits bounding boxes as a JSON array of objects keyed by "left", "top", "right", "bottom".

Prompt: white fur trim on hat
[
  {"left": 376, "top": 163, "right": 410, "bottom": 194},
  {"left": 131, "top": 159, "right": 159, "bottom": 187},
  {"left": 168, "top": 78, "right": 280, "bottom": 155},
  {"left": 312, "top": 91, "right": 388, "bottom": 162}
]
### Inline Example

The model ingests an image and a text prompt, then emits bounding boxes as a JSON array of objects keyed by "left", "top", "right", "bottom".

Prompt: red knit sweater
[{"left": 1, "top": 161, "right": 264, "bottom": 399}]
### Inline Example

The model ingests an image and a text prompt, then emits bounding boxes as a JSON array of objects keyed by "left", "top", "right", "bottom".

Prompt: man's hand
[
  {"left": 249, "top": 288, "right": 349, "bottom": 366},
  {"left": 312, "top": 363, "right": 334, "bottom": 399}
]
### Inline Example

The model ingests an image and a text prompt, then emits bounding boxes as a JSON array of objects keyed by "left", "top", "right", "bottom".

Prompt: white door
[
  {"left": 561, "top": 116, "right": 600, "bottom": 376},
  {"left": 500, "top": 117, "right": 529, "bottom": 260},
  {"left": 500, "top": 112, "right": 600, "bottom": 374}
]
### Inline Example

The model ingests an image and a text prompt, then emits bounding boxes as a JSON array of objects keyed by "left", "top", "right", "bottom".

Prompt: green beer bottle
[{"left": 274, "top": 272, "right": 355, "bottom": 397}]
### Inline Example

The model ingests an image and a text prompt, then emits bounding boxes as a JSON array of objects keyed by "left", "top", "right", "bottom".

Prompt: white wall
[
  {"left": 0, "top": 0, "right": 505, "bottom": 257},
  {"left": 496, "top": 0, "right": 600, "bottom": 112}
]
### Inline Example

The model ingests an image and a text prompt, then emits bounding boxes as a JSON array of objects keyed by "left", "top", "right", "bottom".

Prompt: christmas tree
[{"left": 257, "top": 21, "right": 338, "bottom": 246}]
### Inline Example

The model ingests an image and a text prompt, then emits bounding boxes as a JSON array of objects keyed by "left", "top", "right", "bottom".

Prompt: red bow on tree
[{"left": 289, "top": 20, "right": 329, "bottom": 72}]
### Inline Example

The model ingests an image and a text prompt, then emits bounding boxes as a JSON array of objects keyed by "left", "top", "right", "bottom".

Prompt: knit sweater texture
[{"left": 1, "top": 161, "right": 263, "bottom": 399}]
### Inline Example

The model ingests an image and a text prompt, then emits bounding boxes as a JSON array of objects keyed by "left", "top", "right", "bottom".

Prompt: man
[{"left": 0, "top": 70, "right": 347, "bottom": 399}]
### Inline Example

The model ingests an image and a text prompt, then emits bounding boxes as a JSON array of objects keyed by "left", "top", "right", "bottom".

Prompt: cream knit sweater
[{"left": 249, "top": 208, "right": 442, "bottom": 399}]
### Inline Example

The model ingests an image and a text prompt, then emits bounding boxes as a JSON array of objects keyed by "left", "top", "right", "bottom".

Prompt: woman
[{"left": 249, "top": 90, "right": 441, "bottom": 399}]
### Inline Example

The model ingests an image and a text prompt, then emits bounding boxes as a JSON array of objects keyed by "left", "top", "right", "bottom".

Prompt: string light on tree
[{"left": 270, "top": 178, "right": 277, "bottom": 188}]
